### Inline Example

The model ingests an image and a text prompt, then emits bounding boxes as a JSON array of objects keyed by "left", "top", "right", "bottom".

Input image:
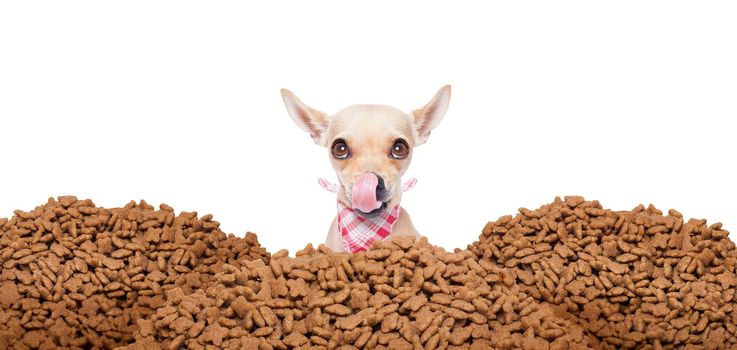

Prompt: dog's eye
[
  {"left": 390, "top": 139, "right": 410, "bottom": 159},
  {"left": 331, "top": 139, "right": 351, "bottom": 159}
]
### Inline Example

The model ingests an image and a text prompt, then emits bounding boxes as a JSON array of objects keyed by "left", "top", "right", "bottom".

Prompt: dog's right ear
[{"left": 281, "top": 89, "right": 329, "bottom": 146}]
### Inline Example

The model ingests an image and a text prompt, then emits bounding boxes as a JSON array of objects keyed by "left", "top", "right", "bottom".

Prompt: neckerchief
[{"left": 318, "top": 178, "right": 416, "bottom": 253}]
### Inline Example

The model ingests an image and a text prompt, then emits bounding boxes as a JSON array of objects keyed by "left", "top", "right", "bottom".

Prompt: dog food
[
  {"left": 0, "top": 196, "right": 269, "bottom": 349},
  {"left": 1, "top": 196, "right": 736, "bottom": 349},
  {"left": 470, "top": 196, "right": 737, "bottom": 350}
]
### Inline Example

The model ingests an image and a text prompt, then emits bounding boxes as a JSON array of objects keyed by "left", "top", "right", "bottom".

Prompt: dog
[{"left": 280, "top": 85, "right": 451, "bottom": 253}]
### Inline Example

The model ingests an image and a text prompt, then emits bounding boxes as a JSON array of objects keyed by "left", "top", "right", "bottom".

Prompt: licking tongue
[{"left": 352, "top": 173, "right": 383, "bottom": 213}]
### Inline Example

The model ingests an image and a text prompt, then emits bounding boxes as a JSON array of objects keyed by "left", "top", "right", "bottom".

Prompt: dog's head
[{"left": 281, "top": 86, "right": 450, "bottom": 217}]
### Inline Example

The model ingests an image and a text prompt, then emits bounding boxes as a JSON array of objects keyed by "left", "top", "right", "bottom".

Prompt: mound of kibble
[
  {"left": 124, "top": 235, "right": 593, "bottom": 350},
  {"left": 0, "top": 196, "right": 269, "bottom": 349},
  {"left": 469, "top": 196, "right": 737, "bottom": 350},
  {"left": 2, "top": 196, "right": 736, "bottom": 349}
]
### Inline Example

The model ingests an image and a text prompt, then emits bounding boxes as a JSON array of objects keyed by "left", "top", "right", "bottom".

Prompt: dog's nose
[
  {"left": 374, "top": 174, "right": 385, "bottom": 190},
  {"left": 374, "top": 174, "right": 387, "bottom": 201}
]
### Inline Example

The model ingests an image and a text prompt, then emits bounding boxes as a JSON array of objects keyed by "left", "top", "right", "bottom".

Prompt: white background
[{"left": 1, "top": 1, "right": 735, "bottom": 254}]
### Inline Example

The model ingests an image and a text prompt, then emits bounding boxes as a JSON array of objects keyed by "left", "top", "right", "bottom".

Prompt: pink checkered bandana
[{"left": 318, "top": 178, "right": 416, "bottom": 253}]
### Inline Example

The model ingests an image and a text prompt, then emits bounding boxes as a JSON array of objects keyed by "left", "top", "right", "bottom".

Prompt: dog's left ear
[
  {"left": 281, "top": 89, "right": 329, "bottom": 146},
  {"left": 412, "top": 85, "right": 451, "bottom": 146}
]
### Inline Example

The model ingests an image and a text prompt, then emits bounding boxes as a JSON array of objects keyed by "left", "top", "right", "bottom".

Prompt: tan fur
[{"left": 281, "top": 86, "right": 451, "bottom": 252}]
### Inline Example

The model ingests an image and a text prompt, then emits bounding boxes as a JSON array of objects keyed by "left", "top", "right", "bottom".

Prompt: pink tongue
[{"left": 352, "top": 173, "right": 382, "bottom": 213}]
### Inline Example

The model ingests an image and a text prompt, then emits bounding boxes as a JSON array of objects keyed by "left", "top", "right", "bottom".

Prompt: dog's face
[{"left": 281, "top": 86, "right": 450, "bottom": 217}]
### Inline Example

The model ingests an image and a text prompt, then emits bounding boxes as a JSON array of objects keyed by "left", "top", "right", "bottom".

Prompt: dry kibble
[
  {"left": 2, "top": 196, "right": 736, "bottom": 350},
  {"left": 0, "top": 196, "right": 269, "bottom": 349},
  {"left": 325, "top": 304, "right": 352, "bottom": 316},
  {"left": 470, "top": 196, "right": 737, "bottom": 350}
]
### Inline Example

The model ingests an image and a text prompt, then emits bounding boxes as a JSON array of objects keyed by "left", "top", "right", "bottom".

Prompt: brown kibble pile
[
  {"left": 125, "top": 236, "right": 591, "bottom": 350},
  {"left": 470, "top": 196, "right": 737, "bottom": 350},
  {"left": 0, "top": 196, "right": 269, "bottom": 349},
  {"left": 1, "top": 196, "right": 736, "bottom": 349}
]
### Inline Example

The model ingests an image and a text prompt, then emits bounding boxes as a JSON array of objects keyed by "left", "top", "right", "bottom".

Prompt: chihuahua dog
[{"left": 280, "top": 85, "right": 451, "bottom": 253}]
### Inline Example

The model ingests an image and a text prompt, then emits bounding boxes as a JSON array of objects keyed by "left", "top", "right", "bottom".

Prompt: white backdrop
[{"left": 1, "top": 1, "right": 735, "bottom": 254}]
